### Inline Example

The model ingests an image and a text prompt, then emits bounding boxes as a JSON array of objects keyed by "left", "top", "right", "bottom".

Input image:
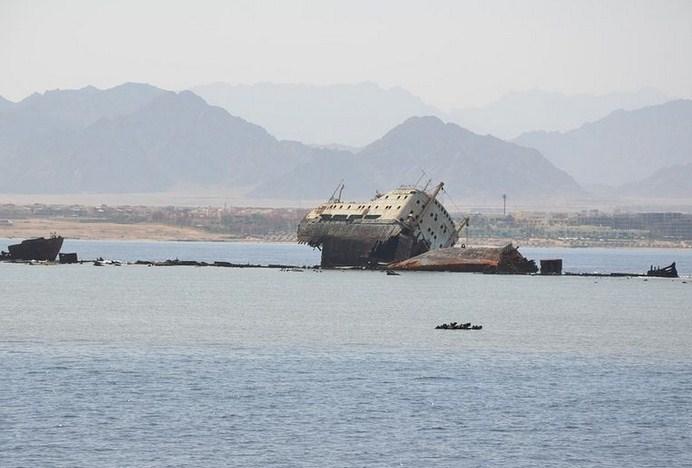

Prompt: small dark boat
[
  {"left": 1, "top": 235, "right": 63, "bottom": 261},
  {"left": 647, "top": 262, "right": 678, "bottom": 278},
  {"left": 435, "top": 321, "right": 483, "bottom": 330},
  {"left": 385, "top": 270, "right": 400, "bottom": 276}
]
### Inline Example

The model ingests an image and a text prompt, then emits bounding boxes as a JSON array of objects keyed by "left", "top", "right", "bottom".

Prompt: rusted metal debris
[
  {"left": 647, "top": 262, "right": 678, "bottom": 278},
  {"left": 540, "top": 259, "right": 563, "bottom": 275},
  {"left": 388, "top": 243, "right": 538, "bottom": 274}
]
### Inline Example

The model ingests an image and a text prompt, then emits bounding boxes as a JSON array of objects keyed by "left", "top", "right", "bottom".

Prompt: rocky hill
[
  {"left": 253, "top": 116, "right": 583, "bottom": 202},
  {"left": 0, "top": 84, "right": 340, "bottom": 193},
  {"left": 0, "top": 84, "right": 582, "bottom": 203}
]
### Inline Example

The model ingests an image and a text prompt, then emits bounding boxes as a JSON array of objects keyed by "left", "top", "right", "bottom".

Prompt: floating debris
[
  {"left": 565, "top": 261, "right": 679, "bottom": 278},
  {"left": 59, "top": 252, "right": 79, "bottom": 264}
]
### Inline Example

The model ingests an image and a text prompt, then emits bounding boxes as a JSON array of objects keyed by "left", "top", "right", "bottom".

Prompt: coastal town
[{"left": 1, "top": 202, "right": 691, "bottom": 248}]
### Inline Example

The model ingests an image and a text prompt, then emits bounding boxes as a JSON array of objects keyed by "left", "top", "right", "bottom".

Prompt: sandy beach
[{"left": 0, "top": 219, "right": 236, "bottom": 242}]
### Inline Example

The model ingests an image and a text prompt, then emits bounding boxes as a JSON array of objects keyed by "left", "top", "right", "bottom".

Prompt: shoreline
[{"left": 1, "top": 218, "right": 690, "bottom": 249}]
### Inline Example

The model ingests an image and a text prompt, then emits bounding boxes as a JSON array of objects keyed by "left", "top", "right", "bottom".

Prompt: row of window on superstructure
[
  {"left": 383, "top": 194, "right": 411, "bottom": 200},
  {"left": 328, "top": 203, "right": 403, "bottom": 211}
]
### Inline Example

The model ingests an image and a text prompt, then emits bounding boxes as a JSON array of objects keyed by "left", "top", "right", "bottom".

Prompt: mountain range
[
  {"left": 194, "top": 82, "right": 671, "bottom": 145},
  {"left": 0, "top": 83, "right": 581, "bottom": 202},
  {"left": 252, "top": 116, "right": 582, "bottom": 201},
  {"left": 450, "top": 88, "right": 670, "bottom": 140},
  {"left": 514, "top": 99, "right": 692, "bottom": 187},
  {"left": 192, "top": 82, "right": 438, "bottom": 147},
  {"left": 620, "top": 163, "right": 692, "bottom": 199}
]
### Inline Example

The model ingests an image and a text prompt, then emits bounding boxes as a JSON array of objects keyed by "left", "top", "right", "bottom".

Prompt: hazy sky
[{"left": 2, "top": 0, "right": 692, "bottom": 108}]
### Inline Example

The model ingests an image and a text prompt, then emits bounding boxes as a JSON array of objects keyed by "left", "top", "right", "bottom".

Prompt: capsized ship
[
  {"left": 297, "top": 182, "right": 459, "bottom": 267},
  {"left": 1, "top": 234, "right": 64, "bottom": 261}
]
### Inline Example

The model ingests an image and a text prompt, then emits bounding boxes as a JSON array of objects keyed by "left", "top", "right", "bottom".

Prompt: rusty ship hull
[
  {"left": 4, "top": 236, "right": 64, "bottom": 261},
  {"left": 297, "top": 220, "right": 428, "bottom": 267},
  {"left": 388, "top": 244, "right": 538, "bottom": 274}
]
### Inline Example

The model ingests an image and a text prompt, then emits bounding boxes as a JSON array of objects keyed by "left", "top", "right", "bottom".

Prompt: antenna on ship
[{"left": 414, "top": 170, "right": 427, "bottom": 188}]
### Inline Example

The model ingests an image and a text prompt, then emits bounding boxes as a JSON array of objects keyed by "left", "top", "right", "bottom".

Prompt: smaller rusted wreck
[{"left": 388, "top": 243, "right": 537, "bottom": 274}]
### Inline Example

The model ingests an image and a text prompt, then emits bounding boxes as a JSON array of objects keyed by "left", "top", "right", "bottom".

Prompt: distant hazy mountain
[
  {"left": 253, "top": 116, "right": 583, "bottom": 202},
  {"left": 192, "top": 82, "right": 440, "bottom": 147},
  {"left": 0, "top": 83, "right": 166, "bottom": 149},
  {"left": 193, "top": 83, "right": 671, "bottom": 146},
  {"left": 0, "top": 96, "right": 14, "bottom": 112},
  {"left": 0, "top": 85, "right": 583, "bottom": 202},
  {"left": 620, "top": 163, "right": 692, "bottom": 199},
  {"left": 514, "top": 100, "right": 692, "bottom": 187},
  {"left": 0, "top": 84, "right": 337, "bottom": 193},
  {"left": 450, "top": 88, "right": 670, "bottom": 139}
]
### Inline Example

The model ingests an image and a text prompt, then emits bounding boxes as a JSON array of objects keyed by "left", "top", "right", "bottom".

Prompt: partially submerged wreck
[
  {"left": 297, "top": 182, "right": 460, "bottom": 267},
  {"left": 647, "top": 262, "right": 678, "bottom": 278},
  {"left": 388, "top": 244, "right": 538, "bottom": 274},
  {"left": 1, "top": 234, "right": 64, "bottom": 261}
]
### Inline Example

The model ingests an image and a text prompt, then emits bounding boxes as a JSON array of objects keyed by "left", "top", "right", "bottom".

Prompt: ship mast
[{"left": 421, "top": 182, "right": 444, "bottom": 215}]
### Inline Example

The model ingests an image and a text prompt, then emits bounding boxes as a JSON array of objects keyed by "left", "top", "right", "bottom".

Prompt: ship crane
[
  {"left": 328, "top": 181, "right": 345, "bottom": 203},
  {"left": 455, "top": 216, "right": 470, "bottom": 248},
  {"left": 455, "top": 216, "right": 470, "bottom": 234}
]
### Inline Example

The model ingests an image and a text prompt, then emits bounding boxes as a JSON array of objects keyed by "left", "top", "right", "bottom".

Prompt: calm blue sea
[{"left": 1, "top": 241, "right": 691, "bottom": 467}]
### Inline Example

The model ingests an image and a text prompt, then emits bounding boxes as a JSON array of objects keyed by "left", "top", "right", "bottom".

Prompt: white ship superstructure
[{"left": 297, "top": 182, "right": 458, "bottom": 267}]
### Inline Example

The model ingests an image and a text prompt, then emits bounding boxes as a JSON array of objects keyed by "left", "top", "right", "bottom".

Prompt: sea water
[{"left": 1, "top": 242, "right": 691, "bottom": 467}]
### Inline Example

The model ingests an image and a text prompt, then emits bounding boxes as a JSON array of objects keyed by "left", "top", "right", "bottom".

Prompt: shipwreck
[
  {"left": 297, "top": 182, "right": 462, "bottom": 267},
  {"left": 1, "top": 234, "right": 64, "bottom": 262}
]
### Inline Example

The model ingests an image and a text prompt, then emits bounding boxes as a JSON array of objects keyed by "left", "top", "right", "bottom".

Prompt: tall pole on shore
[{"left": 502, "top": 194, "right": 507, "bottom": 216}]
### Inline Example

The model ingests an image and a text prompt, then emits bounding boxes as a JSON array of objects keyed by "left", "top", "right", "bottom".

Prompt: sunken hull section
[
  {"left": 297, "top": 221, "right": 427, "bottom": 267},
  {"left": 6, "top": 236, "right": 64, "bottom": 261},
  {"left": 388, "top": 244, "right": 538, "bottom": 274}
]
